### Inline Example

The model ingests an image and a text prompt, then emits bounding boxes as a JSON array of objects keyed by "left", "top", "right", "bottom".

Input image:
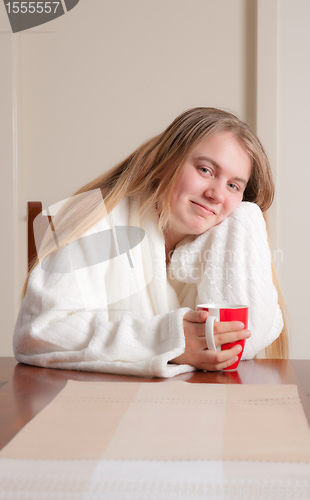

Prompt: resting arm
[
  {"left": 14, "top": 260, "right": 194, "bottom": 379},
  {"left": 198, "top": 202, "right": 283, "bottom": 358}
]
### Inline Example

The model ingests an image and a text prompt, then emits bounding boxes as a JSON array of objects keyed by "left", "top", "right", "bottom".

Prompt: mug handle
[{"left": 205, "top": 316, "right": 221, "bottom": 351}]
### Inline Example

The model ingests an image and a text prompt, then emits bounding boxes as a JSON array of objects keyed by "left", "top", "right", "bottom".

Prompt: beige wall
[
  {"left": 0, "top": 29, "right": 18, "bottom": 356},
  {"left": 277, "top": 0, "right": 310, "bottom": 358},
  {"left": 0, "top": 0, "right": 309, "bottom": 359}
]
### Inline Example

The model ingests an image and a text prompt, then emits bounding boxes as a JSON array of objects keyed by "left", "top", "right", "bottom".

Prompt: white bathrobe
[{"left": 13, "top": 198, "right": 283, "bottom": 378}]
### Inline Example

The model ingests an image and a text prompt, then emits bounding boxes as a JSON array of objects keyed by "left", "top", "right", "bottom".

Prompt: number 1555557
[{"left": 5, "top": 2, "right": 60, "bottom": 14}]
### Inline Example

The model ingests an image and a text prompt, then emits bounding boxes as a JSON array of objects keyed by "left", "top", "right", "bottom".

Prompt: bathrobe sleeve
[
  {"left": 197, "top": 203, "right": 284, "bottom": 358},
  {"left": 13, "top": 259, "right": 193, "bottom": 378}
]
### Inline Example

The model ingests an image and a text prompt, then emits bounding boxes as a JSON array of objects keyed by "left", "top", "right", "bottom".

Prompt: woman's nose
[{"left": 204, "top": 181, "right": 225, "bottom": 203}]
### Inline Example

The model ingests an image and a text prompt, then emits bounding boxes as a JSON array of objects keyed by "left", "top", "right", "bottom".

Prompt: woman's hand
[{"left": 171, "top": 309, "right": 251, "bottom": 371}]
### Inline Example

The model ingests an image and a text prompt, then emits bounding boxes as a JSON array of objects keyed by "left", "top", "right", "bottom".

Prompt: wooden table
[{"left": 1, "top": 357, "right": 309, "bottom": 451}]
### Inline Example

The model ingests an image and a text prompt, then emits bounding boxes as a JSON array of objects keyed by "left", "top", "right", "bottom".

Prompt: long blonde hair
[
  {"left": 27, "top": 107, "right": 288, "bottom": 358},
  {"left": 75, "top": 107, "right": 275, "bottom": 227}
]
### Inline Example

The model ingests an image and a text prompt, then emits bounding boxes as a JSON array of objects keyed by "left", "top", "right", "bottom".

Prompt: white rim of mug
[{"left": 197, "top": 304, "right": 248, "bottom": 310}]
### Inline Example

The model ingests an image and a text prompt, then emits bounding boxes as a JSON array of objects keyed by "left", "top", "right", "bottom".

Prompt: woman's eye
[
  {"left": 228, "top": 183, "right": 240, "bottom": 191},
  {"left": 199, "top": 166, "right": 212, "bottom": 176}
]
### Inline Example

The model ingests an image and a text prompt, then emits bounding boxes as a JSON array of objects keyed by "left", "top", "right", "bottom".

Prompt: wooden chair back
[{"left": 27, "top": 201, "right": 51, "bottom": 271}]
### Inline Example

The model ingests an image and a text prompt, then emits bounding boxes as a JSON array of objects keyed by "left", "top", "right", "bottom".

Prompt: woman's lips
[{"left": 190, "top": 201, "right": 216, "bottom": 215}]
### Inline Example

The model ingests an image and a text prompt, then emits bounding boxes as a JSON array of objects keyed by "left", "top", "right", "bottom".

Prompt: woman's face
[{"left": 166, "top": 131, "right": 252, "bottom": 248}]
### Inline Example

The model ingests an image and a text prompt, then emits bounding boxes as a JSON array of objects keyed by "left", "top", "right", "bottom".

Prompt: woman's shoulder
[
  {"left": 229, "top": 202, "right": 266, "bottom": 232},
  {"left": 217, "top": 202, "right": 264, "bottom": 233},
  {"left": 235, "top": 201, "right": 263, "bottom": 218}
]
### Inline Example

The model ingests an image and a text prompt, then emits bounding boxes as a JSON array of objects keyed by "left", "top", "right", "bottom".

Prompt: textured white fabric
[{"left": 14, "top": 199, "right": 283, "bottom": 377}]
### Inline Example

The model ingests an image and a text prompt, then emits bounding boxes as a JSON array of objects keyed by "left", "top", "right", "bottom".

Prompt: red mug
[{"left": 197, "top": 304, "right": 248, "bottom": 371}]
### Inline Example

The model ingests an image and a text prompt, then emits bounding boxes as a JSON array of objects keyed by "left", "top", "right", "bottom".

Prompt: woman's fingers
[
  {"left": 202, "top": 355, "right": 240, "bottom": 372},
  {"left": 198, "top": 344, "right": 242, "bottom": 371},
  {"left": 213, "top": 321, "right": 251, "bottom": 347},
  {"left": 214, "top": 321, "right": 245, "bottom": 333},
  {"left": 183, "top": 309, "right": 209, "bottom": 323}
]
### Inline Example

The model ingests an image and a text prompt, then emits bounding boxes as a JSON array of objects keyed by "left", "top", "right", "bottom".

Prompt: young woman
[{"left": 14, "top": 107, "right": 288, "bottom": 377}]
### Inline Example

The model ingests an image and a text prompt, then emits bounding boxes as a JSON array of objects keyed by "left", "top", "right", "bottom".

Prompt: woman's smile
[{"left": 190, "top": 200, "right": 216, "bottom": 216}]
